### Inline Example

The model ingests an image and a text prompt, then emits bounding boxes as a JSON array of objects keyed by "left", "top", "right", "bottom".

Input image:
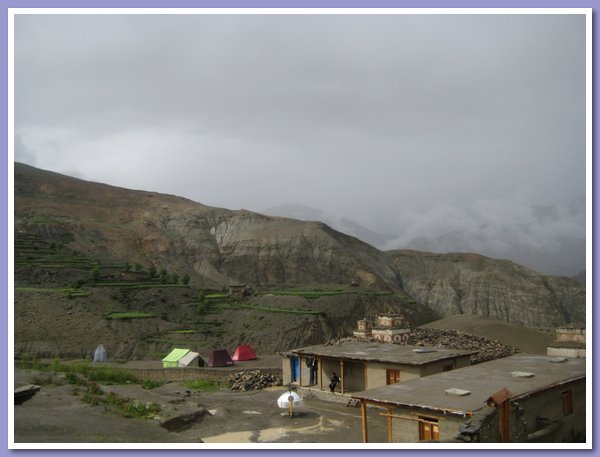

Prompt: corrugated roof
[
  {"left": 351, "top": 355, "right": 586, "bottom": 415},
  {"left": 162, "top": 348, "right": 190, "bottom": 363},
  {"left": 291, "top": 341, "right": 477, "bottom": 365}
]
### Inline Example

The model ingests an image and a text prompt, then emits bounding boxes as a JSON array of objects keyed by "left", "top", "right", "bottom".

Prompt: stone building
[
  {"left": 281, "top": 341, "right": 475, "bottom": 394},
  {"left": 353, "top": 313, "right": 412, "bottom": 343},
  {"left": 547, "top": 326, "right": 586, "bottom": 358},
  {"left": 351, "top": 354, "right": 586, "bottom": 443}
]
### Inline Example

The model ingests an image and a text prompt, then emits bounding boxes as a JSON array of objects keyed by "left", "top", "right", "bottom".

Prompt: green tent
[{"left": 162, "top": 348, "right": 190, "bottom": 368}]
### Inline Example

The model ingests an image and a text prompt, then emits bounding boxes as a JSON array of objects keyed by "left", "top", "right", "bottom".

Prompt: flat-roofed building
[
  {"left": 282, "top": 341, "right": 476, "bottom": 393},
  {"left": 351, "top": 354, "right": 586, "bottom": 443},
  {"left": 548, "top": 327, "right": 586, "bottom": 358}
]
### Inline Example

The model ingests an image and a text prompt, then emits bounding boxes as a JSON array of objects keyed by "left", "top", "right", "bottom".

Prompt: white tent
[
  {"left": 93, "top": 344, "right": 107, "bottom": 362},
  {"left": 277, "top": 391, "right": 303, "bottom": 408},
  {"left": 178, "top": 351, "right": 202, "bottom": 367}
]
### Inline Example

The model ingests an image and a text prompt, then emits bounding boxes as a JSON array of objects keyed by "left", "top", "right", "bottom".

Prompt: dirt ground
[{"left": 13, "top": 368, "right": 388, "bottom": 445}]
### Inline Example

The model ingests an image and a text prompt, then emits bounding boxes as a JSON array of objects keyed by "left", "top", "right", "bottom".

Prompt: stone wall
[{"left": 127, "top": 367, "right": 282, "bottom": 383}]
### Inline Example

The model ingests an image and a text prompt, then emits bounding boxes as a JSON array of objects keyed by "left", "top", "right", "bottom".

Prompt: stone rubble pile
[
  {"left": 407, "top": 328, "right": 515, "bottom": 364},
  {"left": 326, "top": 328, "right": 515, "bottom": 365},
  {"left": 227, "top": 370, "right": 283, "bottom": 391}
]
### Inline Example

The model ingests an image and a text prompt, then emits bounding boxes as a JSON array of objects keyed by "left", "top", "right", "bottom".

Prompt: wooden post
[
  {"left": 387, "top": 407, "right": 393, "bottom": 443},
  {"left": 340, "top": 359, "right": 345, "bottom": 394},
  {"left": 364, "top": 361, "right": 368, "bottom": 390},
  {"left": 298, "top": 354, "right": 302, "bottom": 387},
  {"left": 319, "top": 357, "right": 323, "bottom": 390},
  {"left": 361, "top": 400, "right": 369, "bottom": 443}
]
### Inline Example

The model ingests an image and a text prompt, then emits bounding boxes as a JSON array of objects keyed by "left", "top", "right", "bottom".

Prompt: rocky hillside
[
  {"left": 14, "top": 163, "right": 585, "bottom": 331},
  {"left": 386, "top": 250, "right": 585, "bottom": 328},
  {"left": 15, "top": 163, "right": 398, "bottom": 291}
]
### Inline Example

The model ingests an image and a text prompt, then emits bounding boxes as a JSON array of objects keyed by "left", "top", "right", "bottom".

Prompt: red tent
[
  {"left": 232, "top": 344, "right": 257, "bottom": 361},
  {"left": 207, "top": 349, "right": 234, "bottom": 367}
]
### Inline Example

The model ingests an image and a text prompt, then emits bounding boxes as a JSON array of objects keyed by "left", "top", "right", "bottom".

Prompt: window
[
  {"left": 386, "top": 369, "right": 400, "bottom": 385},
  {"left": 418, "top": 417, "right": 440, "bottom": 441},
  {"left": 562, "top": 390, "right": 573, "bottom": 416}
]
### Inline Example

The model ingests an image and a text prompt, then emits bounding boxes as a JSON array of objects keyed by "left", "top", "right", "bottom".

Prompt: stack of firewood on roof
[{"left": 326, "top": 327, "right": 515, "bottom": 364}]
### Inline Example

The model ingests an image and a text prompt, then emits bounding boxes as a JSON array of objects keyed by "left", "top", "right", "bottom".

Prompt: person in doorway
[{"left": 329, "top": 372, "right": 340, "bottom": 393}]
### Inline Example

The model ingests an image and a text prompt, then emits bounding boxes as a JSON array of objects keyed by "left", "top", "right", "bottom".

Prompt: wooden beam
[
  {"left": 378, "top": 412, "right": 438, "bottom": 422},
  {"left": 364, "top": 361, "right": 368, "bottom": 390},
  {"left": 319, "top": 356, "right": 323, "bottom": 390},
  {"left": 361, "top": 400, "right": 369, "bottom": 443},
  {"left": 298, "top": 354, "right": 302, "bottom": 386},
  {"left": 387, "top": 407, "right": 393, "bottom": 443},
  {"left": 340, "top": 359, "right": 345, "bottom": 394}
]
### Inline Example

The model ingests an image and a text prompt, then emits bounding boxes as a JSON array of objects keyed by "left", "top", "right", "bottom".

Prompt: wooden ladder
[{"left": 346, "top": 398, "right": 360, "bottom": 408}]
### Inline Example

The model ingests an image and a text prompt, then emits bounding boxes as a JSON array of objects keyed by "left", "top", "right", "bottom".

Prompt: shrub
[
  {"left": 182, "top": 273, "right": 190, "bottom": 285},
  {"left": 142, "top": 379, "right": 163, "bottom": 390},
  {"left": 70, "top": 279, "right": 85, "bottom": 289},
  {"left": 51, "top": 357, "right": 61, "bottom": 372},
  {"left": 32, "top": 373, "right": 56, "bottom": 386},
  {"left": 65, "top": 372, "right": 87, "bottom": 385},
  {"left": 87, "top": 367, "right": 138, "bottom": 384}
]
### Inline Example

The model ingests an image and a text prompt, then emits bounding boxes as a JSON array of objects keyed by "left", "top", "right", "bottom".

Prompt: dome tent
[
  {"left": 93, "top": 344, "right": 107, "bottom": 362},
  {"left": 207, "top": 349, "right": 234, "bottom": 367},
  {"left": 232, "top": 344, "right": 257, "bottom": 361}
]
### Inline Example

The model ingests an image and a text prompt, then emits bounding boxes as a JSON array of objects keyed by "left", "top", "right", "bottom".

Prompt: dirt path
[{"left": 13, "top": 368, "right": 387, "bottom": 444}]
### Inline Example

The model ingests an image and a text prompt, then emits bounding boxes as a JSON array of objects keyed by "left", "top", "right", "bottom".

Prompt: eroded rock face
[
  {"left": 14, "top": 163, "right": 585, "bottom": 330},
  {"left": 386, "top": 250, "right": 585, "bottom": 328}
]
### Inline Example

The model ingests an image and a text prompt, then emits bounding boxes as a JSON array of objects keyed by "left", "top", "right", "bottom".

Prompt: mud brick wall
[{"left": 127, "top": 367, "right": 282, "bottom": 383}]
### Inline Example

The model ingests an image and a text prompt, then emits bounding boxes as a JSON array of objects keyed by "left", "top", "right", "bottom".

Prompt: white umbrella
[{"left": 277, "top": 391, "right": 303, "bottom": 408}]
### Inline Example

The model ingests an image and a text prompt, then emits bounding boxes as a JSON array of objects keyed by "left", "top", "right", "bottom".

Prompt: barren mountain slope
[
  {"left": 387, "top": 250, "right": 585, "bottom": 328},
  {"left": 15, "top": 163, "right": 399, "bottom": 290},
  {"left": 14, "top": 163, "right": 585, "bottom": 330}
]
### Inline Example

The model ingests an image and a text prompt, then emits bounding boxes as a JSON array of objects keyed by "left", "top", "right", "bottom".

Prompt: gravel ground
[{"left": 13, "top": 368, "right": 387, "bottom": 445}]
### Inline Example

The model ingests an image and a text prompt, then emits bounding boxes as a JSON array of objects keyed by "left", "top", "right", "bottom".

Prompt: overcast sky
[{"left": 14, "top": 12, "right": 587, "bottom": 276}]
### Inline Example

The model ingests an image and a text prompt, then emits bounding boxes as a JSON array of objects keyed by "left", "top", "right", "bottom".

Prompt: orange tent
[{"left": 232, "top": 344, "right": 257, "bottom": 361}]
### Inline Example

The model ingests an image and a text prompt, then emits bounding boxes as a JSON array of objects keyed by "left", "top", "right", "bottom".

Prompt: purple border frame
[{"left": 2, "top": 1, "right": 596, "bottom": 456}]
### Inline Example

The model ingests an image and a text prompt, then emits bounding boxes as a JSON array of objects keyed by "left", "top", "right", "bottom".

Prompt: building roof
[
  {"left": 291, "top": 341, "right": 477, "bottom": 365},
  {"left": 548, "top": 341, "right": 586, "bottom": 349},
  {"left": 351, "top": 354, "right": 586, "bottom": 416},
  {"left": 162, "top": 348, "right": 190, "bottom": 363}
]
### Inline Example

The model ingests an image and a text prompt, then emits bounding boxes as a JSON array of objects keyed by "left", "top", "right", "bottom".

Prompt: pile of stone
[
  {"left": 227, "top": 370, "right": 283, "bottom": 391},
  {"left": 406, "top": 328, "right": 515, "bottom": 364},
  {"left": 325, "top": 328, "right": 515, "bottom": 364}
]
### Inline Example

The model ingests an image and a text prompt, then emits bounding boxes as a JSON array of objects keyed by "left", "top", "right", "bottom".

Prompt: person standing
[{"left": 329, "top": 372, "right": 340, "bottom": 393}]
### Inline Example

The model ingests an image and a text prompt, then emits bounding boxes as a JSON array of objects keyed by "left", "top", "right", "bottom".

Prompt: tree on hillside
[
  {"left": 182, "top": 273, "right": 190, "bottom": 285},
  {"left": 90, "top": 267, "right": 100, "bottom": 282},
  {"left": 159, "top": 268, "right": 168, "bottom": 284},
  {"left": 172, "top": 273, "right": 179, "bottom": 284},
  {"left": 148, "top": 266, "right": 157, "bottom": 278},
  {"left": 196, "top": 290, "right": 208, "bottom": 315},
  {"left": 134, "top": 263, "right": 143, "bottom": 272},
  {"left": 124, "top": 261, "right": 130, "bottom": 272}
]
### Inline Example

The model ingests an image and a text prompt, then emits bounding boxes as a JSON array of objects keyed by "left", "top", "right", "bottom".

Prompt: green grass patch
[
  {"left": 105, "top": 312, "right": 156, "bottom": 320},
  {"left": 92, "top": 283, "right": 188, "bottom": 290},
  {"left": 183, "top": 379, "right": 221, "bottom": 392},
  {"left": 81, "top": 383, "right": 161, "bottom": 419},
  {"left": 15, "top": 287, "right": 90, "bottom": 298},
  {"left": 205, "top": 293, "right": 229, "bottom": 299},
  {"left": 141, "top": 379, "right": 164, "bottom": 390},
  {"left": 260, "top": 289, "right": 358, "bottom": 299},
  {"left": 224, "top": 303, "right": 327, "bottom": 316}
]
